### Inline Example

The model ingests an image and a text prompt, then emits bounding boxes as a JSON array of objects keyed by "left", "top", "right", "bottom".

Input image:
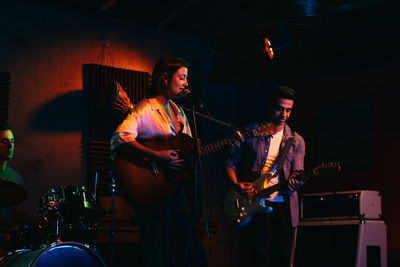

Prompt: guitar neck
[
  {"left": 200, "top": 123, "right": 275, "bottom": 156},
  {"left": 256, "top": 182, "right": 284, "bottom": 199},
  {"left": 201, "top": 136, "right": 239, "bottom": 156},
  {"left": 256, "top": 169, "right": 314, "bottom": 199}
]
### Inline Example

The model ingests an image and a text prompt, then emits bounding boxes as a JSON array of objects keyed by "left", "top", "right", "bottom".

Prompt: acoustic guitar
[{"left": 113, "top": 123, "right": 276, "bottom": 207}]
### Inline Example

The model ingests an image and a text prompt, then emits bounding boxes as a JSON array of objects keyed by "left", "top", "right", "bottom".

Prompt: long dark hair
[{"left": 148, "top": 57, "right": 190, "bottom": 97}]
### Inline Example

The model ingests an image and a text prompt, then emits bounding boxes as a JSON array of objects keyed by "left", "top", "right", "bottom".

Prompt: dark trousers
[
  {"left": 239, "top": 201, "right": 296, "bottom": 267},
  {"left": 135, "top": 185, "right": 208, "bottom": 267}
]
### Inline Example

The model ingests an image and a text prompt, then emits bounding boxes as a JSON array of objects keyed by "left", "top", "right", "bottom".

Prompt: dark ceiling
[
  {"left": 21, "top": 0, "right": 389, "bottom": 39},
  {"left": 22, "top": 0, "right": 399, "bottom": 81},
  {"left": 22, "top": 0, "right": 295, "bottom": 39}
]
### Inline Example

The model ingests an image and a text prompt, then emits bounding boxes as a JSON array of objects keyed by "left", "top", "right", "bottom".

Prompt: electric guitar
[
  {"left": 224, "top": 162, "right": 340, "bottom": 228},
  {"left": 114, "top": 122, "right": 276, "bottom": 207}
]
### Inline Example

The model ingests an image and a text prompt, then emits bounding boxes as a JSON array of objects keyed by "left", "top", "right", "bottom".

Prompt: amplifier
[
  {"left": 294, "top": 219, "right": 387, "bottom": 267},
  {"left": 301, "top": 190, "right": 381, "bottom": 220}
]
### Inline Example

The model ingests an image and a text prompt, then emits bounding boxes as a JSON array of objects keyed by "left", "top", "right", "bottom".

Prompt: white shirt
[
  {"left": 261, "top": 129, "right": 284, "bottom": 202},
  {"left": 111, "top": 98, "right": 192, "bottom": 150}
]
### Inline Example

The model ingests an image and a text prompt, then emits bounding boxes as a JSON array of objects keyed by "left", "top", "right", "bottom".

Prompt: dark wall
[
  {"left": 291, "top": 62, "right": 400, "bottom": 251},
  {"left": 202, "top": 0, "right": 400, "bottom": 253},
  {"left": 200, "top": 62, "right": 400, "bottom": 264}
]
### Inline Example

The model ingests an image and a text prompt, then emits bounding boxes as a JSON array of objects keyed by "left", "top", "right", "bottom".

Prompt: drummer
[
  {"left": 0, "top": 122, "right": 23, "bottom": 230},
  {"left": 0, "top": 122, "right": 41, "bottom": 254}
]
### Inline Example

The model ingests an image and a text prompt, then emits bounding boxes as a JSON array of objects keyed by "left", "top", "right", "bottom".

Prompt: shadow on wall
[{"left": 29, "top": 90, "right": 87, "bottom": 132}]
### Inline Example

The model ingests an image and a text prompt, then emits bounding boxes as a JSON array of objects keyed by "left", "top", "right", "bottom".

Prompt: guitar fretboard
[
  {"left": 255, "top": 163, "right": 340, "bottom": 198},
  {"left": 256, "top": 169, "right": 314, "bottom": 198},
  {"left": 201, "top": 136, "right": 240, "bottom": 156},
  {"left": 200, "top": 123, "right": 275, "bottom": 156}
]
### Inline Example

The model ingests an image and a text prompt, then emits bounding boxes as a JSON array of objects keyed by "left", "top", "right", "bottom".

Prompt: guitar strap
[{"left": 275, "top": 136, "right": 295, "bottom": 184}]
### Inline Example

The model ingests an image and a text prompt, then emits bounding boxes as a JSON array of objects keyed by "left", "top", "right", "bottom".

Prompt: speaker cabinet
[{"left": 294, "top": 220, "right": 387, "bottom": 267}]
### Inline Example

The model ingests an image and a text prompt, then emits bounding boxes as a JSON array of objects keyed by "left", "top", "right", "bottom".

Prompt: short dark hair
[
  {"left": 270, "top": 85, "right": 295, "bottom": 101},
  {"left": 148, "top": 57, "right": 190, "bottom": 96},
  {"left": 0, "top": 121, "right": 12, "bottom": 131},
  {"left": 267, "top": 85, "right": 296, "bottom": 113}
]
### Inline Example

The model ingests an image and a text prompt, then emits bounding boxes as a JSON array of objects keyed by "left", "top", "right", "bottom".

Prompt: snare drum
[{"left": 0, "top": 241, "right": 106, "bottom": 266}]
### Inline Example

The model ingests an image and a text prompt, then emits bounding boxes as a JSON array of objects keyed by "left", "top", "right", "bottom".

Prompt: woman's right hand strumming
[{"left": 154, "top": 150, "right": 186, "bottom": 171}]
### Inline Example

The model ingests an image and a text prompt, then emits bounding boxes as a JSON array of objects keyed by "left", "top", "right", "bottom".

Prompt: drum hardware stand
[
  {"left": 47, "top": 203, "right": 62, "bottom": 244},
  {"left": 56, "top": 215, "right": 61, "bottom": 243},
  {"left": 94, "top": 172, "right": 98, "bottom": 205},
  {"left": 92, "top": 172, "right": 99, "bottom": 251},
  {"left": 108, "top": 171, "right": 116, "bottom": 267}
]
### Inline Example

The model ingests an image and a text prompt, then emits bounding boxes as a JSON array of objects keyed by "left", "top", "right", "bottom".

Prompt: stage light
[{"left": 263, "top": 37, "right": 274, "bottom": 60}]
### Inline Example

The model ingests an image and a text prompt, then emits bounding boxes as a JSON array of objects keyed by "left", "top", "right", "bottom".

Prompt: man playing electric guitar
[{"left": 225, "top": 85, "right": 305, "bottom": 267}]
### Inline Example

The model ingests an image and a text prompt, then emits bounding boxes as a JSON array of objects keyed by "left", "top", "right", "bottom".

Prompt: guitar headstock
[
  {"left": 253, "top": 122, "right": 277, "bottom": 137},
  {"left": 313, "top": 162, "right": 341, "bottom": 176}
]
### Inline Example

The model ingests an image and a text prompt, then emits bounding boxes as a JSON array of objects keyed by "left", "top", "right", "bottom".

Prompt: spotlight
[{"left": 263, "top": 37, "right": 274, "bottom": 60}]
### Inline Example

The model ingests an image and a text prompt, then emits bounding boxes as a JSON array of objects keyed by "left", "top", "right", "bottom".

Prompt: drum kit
[
  {"left": 0, "top": 82, "right": 133, "bottom": 266},
  {"left": 0, "top": 180, "right": 107, "bottom": 267}
]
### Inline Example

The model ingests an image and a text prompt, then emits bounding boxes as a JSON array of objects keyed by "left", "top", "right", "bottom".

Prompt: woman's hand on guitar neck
[{"left": 154, "top": 150, "right": 186, "bottom": 171}]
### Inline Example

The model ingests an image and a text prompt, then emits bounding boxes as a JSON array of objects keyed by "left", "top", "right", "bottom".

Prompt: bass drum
[{"left": 0, "top": 242, "right": 106, "bottom": 267}]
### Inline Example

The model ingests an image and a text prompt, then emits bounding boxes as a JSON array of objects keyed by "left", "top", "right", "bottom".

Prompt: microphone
[{"left": 179, "top": 87, "right": 207, "bottom": 109}]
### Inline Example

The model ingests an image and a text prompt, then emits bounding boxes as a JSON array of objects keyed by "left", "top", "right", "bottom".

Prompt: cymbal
[{"left": 0, "top": 179, "right": 27, "bottom": 208}]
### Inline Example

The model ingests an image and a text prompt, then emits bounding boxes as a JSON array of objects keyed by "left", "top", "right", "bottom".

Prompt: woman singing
[{"left": 111, "top": 57, "right": 207, "bottom": 267}]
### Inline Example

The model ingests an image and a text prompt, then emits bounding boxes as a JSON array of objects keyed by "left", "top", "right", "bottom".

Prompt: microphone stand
[
  {"left": 179, "top": 92, "right": 239, "bottom": 266},
  {"left": 178, "top": 105, "right": 237, "bottom": 130},
  {"left": 181, "top": 98, "right": 238, "bottom": 266},
  {"left": 183, "top": 101, "right": 211, "bottom": 267}
]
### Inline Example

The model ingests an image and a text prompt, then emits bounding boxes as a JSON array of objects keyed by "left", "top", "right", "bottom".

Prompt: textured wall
[{"left": 0, "top": 0, "right": 211, "bottom": 220}]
